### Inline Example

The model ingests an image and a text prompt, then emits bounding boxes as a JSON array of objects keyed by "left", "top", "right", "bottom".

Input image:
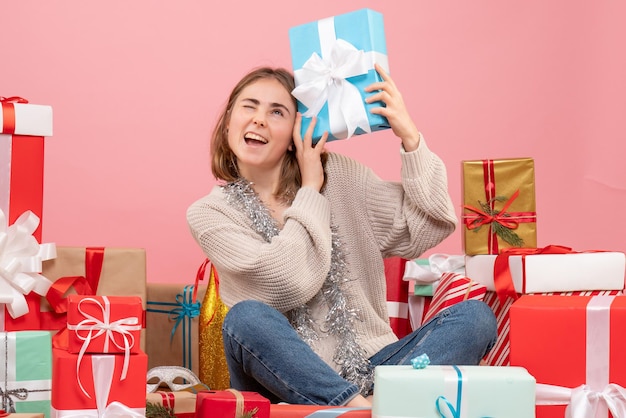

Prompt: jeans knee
[
  {"left": 223, "top": 299, "right": 269, "bottom": 332},
  {"left": 465, "top": 300, "right": 497, "bottom": 343}
]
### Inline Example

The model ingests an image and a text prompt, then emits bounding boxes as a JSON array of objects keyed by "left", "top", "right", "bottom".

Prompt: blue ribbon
[
  {"left": 435, "top": 365, "right": 463, "bottom": 418},
  {"left": 146, "top": 284, "right": 200, "bottom": 370}
]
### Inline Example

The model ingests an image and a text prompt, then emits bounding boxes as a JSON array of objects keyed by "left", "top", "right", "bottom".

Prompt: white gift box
[
  {"left": 372, "top": 365, "right": 535, "bottom": 417},
  {"left": 465, "top": 251, "right": 625, "bottom": 293}
]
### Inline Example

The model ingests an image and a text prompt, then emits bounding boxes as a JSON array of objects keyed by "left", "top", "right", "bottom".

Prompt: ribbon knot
[{"left": 0, "top": 209, "right": 56, "bottom": 318}]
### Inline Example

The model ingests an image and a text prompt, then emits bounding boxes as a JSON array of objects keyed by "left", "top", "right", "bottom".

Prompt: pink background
[{"left": 3, "top": 1, "right": 625, "bottom": 283}]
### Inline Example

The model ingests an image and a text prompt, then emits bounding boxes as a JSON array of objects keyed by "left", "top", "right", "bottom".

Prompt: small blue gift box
[{"left": 289, "top": 8, "right": 390, "bottom": 142}]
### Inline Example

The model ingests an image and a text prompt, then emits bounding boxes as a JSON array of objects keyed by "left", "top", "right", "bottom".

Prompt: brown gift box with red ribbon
[
  {"left": 40, "top": 247, "right": 147, "bottom": 349},
  {"left": 462, "top": 158, "right": 537, "bottom": 255}
]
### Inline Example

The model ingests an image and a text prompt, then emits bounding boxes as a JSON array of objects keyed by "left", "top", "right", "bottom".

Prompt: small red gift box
[
  {"left": 510, "top": 295, "right": 626, "bottom": 417},
  {"left": 51, "top": 347, "right": 147, "bottom": 415},
  {"left": 67, "top": 294, "right": 143, "bottom": 354},
  {"left": 196, "top": 390, "right": 270, "bottom": 418},
  {"left": 270, "top": 404, "right": 371, "bottom": 417}
]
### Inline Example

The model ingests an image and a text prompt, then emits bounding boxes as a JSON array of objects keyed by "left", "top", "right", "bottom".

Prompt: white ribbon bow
[
  {"left": 292, "top": 37, "right": 372, "bottom": 139},
  {"left": 67, "top": 296, "right": 141, "bottom": 398},
  {"left": 54, "top": 356, "right": 144, "bottom": 417},
  {"left": 403, "top": 254, "right": 466, "bottom": 284},
  {"left": 537, "top": 382, "right": 626, "bottom": 418},
  {"left": 0, "top": 209, "right": 56, "bottom": 319}
]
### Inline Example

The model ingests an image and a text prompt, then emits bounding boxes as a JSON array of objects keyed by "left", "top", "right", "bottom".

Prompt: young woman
[{"left": 187, "top": 64, "right": 497, "bottom": 407}]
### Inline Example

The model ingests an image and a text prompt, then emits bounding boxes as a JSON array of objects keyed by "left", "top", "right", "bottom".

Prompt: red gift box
[
  {"left": 196, "top": 390, "right": 270, "bottom": 418},
  {"left": 510, "top": 295, "right": 626, "bottom": 417},
  {"left": 270, "top": 404, "right": 371, "bottom": 417},
  {"left": 483, "top": 289, "right": 622, "bottom": 367},
  {"left": 0, "top": 97, "right": 53, "bottom": 332},
  {"left": 67, "top": 294, "right": 143, "bottom": 355},
  {"left": 51, "top": 347, "right": 147, "bottom": 415},
  {"left": 384, "top": 257, "right": 411, "bottom": 339}
]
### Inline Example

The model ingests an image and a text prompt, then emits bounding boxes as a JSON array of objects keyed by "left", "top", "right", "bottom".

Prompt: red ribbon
[
  {"left": 463, "top": 160, "right": 537, "bottom": 254},
  {"left": 492, "top": 245, "right": 583, "bottom": 303},
  {"left": 1, "top": 96, "right": 28, "bottom": 134}
]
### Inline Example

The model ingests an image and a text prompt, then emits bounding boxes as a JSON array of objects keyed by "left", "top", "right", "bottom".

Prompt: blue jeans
[{"left": 221, "top": 299, "right": 497, "bottom": 405}]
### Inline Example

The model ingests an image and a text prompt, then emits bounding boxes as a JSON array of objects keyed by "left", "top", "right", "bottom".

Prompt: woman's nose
[{"left": 253, "top": 112, "right": 266, "bottom": 127}]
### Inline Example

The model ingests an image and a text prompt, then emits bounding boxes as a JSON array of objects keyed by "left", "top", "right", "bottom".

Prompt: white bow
[
  {"left": 0, "top": 209, "right": 56, "bottom": 319},
  {"left": 292, "top": 38, "right": 371, "bottom": 139},
  {"left": 403, "top": 254, "right": 466, "bottom": 284},
  {"left": 537, "top": 383, "right": 626, "bottom": 418}
]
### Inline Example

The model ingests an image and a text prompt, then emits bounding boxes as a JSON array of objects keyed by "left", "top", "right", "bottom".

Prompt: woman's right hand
[{"left": 293, "top": 113, "right": 328, "bottom": 192}]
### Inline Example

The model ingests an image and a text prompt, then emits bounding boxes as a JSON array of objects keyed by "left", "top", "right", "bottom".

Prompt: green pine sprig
[
  {"left": 471, "top": 196, "right": 524, "bottom": 247},
  {"left": 146, "top": 402, "right": 176, "bottom": 418},
  {"left": 239, "top": 407, "right": 259, "bottom": 418}
]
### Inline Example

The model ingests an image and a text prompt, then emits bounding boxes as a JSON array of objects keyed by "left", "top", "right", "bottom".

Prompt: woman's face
[{"left": 227, "top": 78, "right": 296, "bottom": 177}]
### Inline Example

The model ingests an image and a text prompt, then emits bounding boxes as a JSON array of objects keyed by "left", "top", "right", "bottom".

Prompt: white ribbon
[
  {"left": 52, "top": 356, "right": 144, "bottom": 417},
  {"left": 0, "top": 209, "right": 56, "bottom": 320},
  {"left": 403, "top": 254, "right": 466, "bottom": 284},
  {"left": 66, "top": 296, "right": 141, "bottom": 398},
  {"left": 536, "top": 383, "right": 626, "bottom": 418},
  {"left": 535, "top": 295, "right": 622, "bottom": 418},
  {"left": 292, "top": 16, "right": 386, "bottom": 139}
]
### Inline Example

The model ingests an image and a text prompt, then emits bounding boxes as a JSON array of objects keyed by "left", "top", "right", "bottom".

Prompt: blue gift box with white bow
[{"left": 289, "top": 8, "right": 391, "bottom": 142}]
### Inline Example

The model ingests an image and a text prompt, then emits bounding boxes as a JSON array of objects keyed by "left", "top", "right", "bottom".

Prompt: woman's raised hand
[
  {"left": 365, "top": 63, "right": 421, "bottom": 152},
  {"left": 293, "top": 113, "right": 329, "bottom": 192}
]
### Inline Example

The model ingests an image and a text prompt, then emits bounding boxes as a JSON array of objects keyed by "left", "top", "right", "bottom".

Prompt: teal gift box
[
  {"left": 372, "top": 365, "right": 536, "bottom": 417},
  {"left": 0, "top": 331, "right": 52, "bottom": 418},
  {"left": 289, "top": 8, "right": 391, "bottom": 142}
]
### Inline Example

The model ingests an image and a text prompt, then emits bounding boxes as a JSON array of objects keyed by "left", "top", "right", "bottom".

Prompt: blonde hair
[{"left": 210, "top": 67, "right": 326, "bottom": 202}]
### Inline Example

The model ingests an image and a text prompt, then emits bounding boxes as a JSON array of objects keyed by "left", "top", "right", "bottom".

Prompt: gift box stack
[
  {"left": 50, "top": 294, "right": 147, "bottom": 417},
  {"left": 398, "top": 157, "right": 626, "bottom": 416}
]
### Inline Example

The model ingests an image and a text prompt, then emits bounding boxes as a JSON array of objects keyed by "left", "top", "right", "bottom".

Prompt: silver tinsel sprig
[{"left": 222, "top": 179, "right": 373, "bottom": 395}]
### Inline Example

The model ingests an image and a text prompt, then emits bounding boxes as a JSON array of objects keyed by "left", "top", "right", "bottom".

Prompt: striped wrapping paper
[
  {"left": 422, "top": 272, "right": 487, "bottom": 324},
  {"left": 482, "top": 289, "right": 624, "bottom": 366}
]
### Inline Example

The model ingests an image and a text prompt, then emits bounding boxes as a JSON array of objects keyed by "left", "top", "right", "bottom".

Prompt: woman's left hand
[{"left": 364, "top": 63, "right": 421, "bottom": 152}]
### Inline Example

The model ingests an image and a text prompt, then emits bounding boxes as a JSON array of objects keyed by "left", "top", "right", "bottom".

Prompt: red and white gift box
[
  {"left": 67, "top": 295, "right": 143, "bottom": 355},
  {"left": 465, "top": 247, "right": 625, "bottom": 294},
  {"left": 51, "top": 347, "right": 147, "bottom": 417},
  {"left": 0, "top": 97, "right": 55, "bottom": 331},
  {"left": 421, "top": 272, "right": 487, "bottom": 324},
  {"left": 195, "top": 390, "right": 270, "bottom": 418},
  {"left": 510, "top": 295, "right": 626, "bottom": 418}
]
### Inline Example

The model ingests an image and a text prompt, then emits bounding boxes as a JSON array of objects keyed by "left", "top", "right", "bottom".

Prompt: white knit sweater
[{"left": 186, "top": 138, "right": 457, "bottom": 372}]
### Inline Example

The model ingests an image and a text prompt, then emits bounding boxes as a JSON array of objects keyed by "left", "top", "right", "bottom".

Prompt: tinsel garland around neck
[{"left": 222, "top": 179, "right": 373, "bottom": 395}]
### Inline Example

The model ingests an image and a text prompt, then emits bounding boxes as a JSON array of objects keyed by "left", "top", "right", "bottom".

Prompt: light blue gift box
[
  {"left": 0, "top": 331, "right": 52, "bottom": 418},
  {"left": 289, "top": 8, "right": 391, "bottom": 142},
  {"left": 372, "top": 365, "right": 536, "bottom": 417}
]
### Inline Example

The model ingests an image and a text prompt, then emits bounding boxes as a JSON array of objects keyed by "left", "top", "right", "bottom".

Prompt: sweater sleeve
[
  {"left": 356, "top": 135, "right": 457, "bottom": 259},
  {"left": 186, "top": 186, "right": 333, "bottom": 312}
]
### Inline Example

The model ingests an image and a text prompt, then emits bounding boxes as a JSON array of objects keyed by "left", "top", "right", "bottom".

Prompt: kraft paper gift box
[
  {"left": 195, "top": 390, "right": 270, "bottom": 418},
  {"left": 146, "top": 283, "right": 207, "bottom": 376},
  {"left": 270, "top": 404, "right": 371, "bottom": 417},
  {"left": 510, "top": 295, "right": 626, "bottom": 418},
  {"left": 372, "top": 364, "right": 536, "bottom": 417},
  {"left": 289, "top": 8, "right": 391, "bottom": 142},
  {"left": 465, "top": 248, "right": 626, "bottom": 294},
  {"left": 0, "top": 331, "right": 51, "bottom": 418},
  {"left": 66, "top": 295, "right": 142, "bottom": 355},
  {"left": 40, "top": 247, "right": 147, "bottom": 349},
  {"left": 50, "top": 347, "right": 146, "bottom": 417},
  {"left": 146, "top": 391, "right": 197, "bottom": 418},
  {"left": 462, "top": 158, "right": 537, "bottom": 255},
  {"left": 1, "top": 97, "right": 54, "bottom": 332}
]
